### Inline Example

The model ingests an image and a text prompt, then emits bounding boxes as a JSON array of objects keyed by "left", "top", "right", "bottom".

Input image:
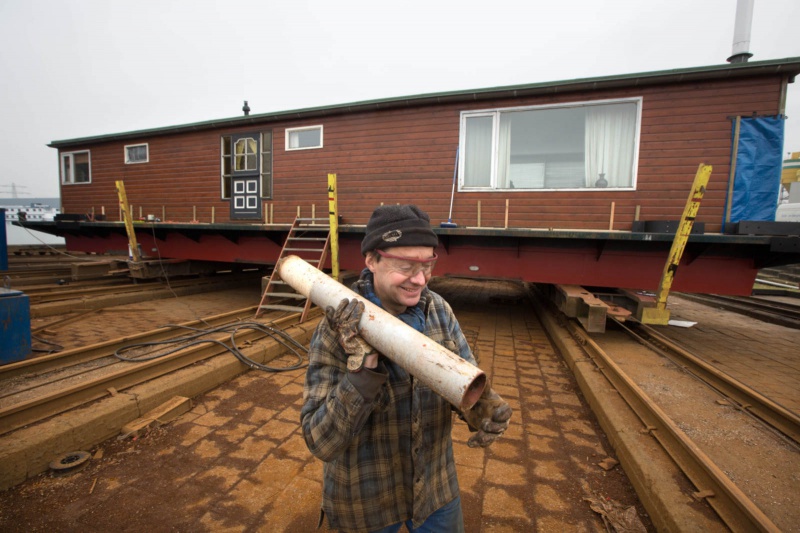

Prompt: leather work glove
[
  {"left": 461, "top": 384, "right": 512, "bottom": 448},
  {"left": 325, "top": 298, "right": 377, "bottom": 372}
]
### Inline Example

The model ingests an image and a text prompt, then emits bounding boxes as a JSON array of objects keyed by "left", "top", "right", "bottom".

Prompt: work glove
[
  {"left": 461, "top": 384, "right": 512, "bottom": 448},
  {"left": 325, "top": 298, "right": 377, "bottom": 373}
]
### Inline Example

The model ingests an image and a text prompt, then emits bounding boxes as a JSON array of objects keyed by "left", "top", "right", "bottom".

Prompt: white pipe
[
  {"left": 754, "top": 278, "right": 798, "bottom": 289},
  {"left": 277, "top": 255, "right": 487, "bottom": 410},
  {"left": 730, "top": 0, "right": 754, "bottom": 61}
]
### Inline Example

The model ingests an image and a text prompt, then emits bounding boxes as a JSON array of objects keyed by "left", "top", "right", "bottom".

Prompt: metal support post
[
  {"left": 641, "top": 164, "right": 712, "bottom": 325},
  {"left": 327, "top": 173, "right": 340, "bottom": 281},
  {"left": 115, "top": 180, "right": 141, "bottom": 262}
]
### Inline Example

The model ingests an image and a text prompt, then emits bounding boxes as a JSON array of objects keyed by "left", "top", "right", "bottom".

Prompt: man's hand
[
  {"left": 461, "top": 385, "right": 512, "bottom": 448},
  {"left": 325, "top": 298, "right": 377, "bottom": 372}
]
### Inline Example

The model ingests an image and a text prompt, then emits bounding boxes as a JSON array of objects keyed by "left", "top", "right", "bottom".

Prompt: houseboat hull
[{"left": 23, "top": 220, "right": 795, "bottom": 296}]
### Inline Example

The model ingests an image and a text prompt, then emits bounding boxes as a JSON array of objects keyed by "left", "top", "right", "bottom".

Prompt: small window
[
  {"left": 61, "top": 151, "right": 91, "bottom": 184},
  {"left": 286, "top": 125, "right": 323, "bottom": 151},
  {"left": 124, "top": 143, "right": 149, "bottom": 164}
]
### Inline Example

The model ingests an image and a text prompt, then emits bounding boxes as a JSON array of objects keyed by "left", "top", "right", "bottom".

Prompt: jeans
[{"left": 369, "top": 496, "right": 465, "bottom": 533}]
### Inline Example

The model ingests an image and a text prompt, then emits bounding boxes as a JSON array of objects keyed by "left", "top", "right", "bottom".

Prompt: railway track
[
  {"left": 531, "top": 287, "right": 799, "bottom": 532},
  {"left": 24, "top": 272, "right": 263, "bottom": 319},
  {"left": 0, "top": 307, "right": 318, "bottom": 437},
  {"left": 2, "top": 266, "right": 797, "bottom": 530},
  {"left": 677, "top": 293, "right": 800, "bottom": 329},
  {"left": 623, "top": 319, "right": 800, "bottom": 446},
  {"left": 22, "top": 273, "right": 257, "bottom": 305}
]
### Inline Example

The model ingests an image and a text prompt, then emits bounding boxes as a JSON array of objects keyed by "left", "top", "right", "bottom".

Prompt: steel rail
[
  {"left": 3, "top": 267, "right": 73, "bottom": 277},
  {"left": 24, "top": 275, "right": 252, "bottom": 304},
  {"left": 562, "top": 318, "right": 781, "bottom": 532},
  {"left": 623, "top": 319, "right": 800, "bottom": 447},
  {"left": 1, "top": 306, "right": 259, "bottom": 380},
  {"left": 0, "top": 310, "right": 320, "bottom": 437},
  {"left": 677, "top": 293, "right": 800, "bottom": 329}
]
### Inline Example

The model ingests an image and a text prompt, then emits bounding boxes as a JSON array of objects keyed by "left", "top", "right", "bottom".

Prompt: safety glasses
[{"left": 375, "top": 250, "right": 438, "bottom": 277}]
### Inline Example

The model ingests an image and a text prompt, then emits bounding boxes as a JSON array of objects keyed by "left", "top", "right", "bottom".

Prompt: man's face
[{"left": 365, "top": 246, "right": 437, "bottom": 315}]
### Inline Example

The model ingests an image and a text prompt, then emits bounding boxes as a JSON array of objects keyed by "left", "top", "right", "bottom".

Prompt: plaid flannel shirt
[{"left": 300, "top": 282, "right": 476, "bottom": 532}]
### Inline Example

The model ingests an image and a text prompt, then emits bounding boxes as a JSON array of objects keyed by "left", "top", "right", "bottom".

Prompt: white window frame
[
  {"left": 459, "top": 97, "right": 642, "bottom": 192},
  {"left": 124, "top": 143, "right": 149, "bottom": 164},
  {"left": 60, "top": 150, "right": 92, "bottom": 185},
  {"left": 285, "top": 125, "right": 323, "bottom": 151}
]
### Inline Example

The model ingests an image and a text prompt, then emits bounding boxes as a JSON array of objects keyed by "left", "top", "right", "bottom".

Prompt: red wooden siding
[{"left": 59, "top": 75, "right": 784, "bottom": 233}]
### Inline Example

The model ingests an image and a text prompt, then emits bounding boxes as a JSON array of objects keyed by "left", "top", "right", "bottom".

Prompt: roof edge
[{"left": 49, "top": 56, "right": 800, "bottom": 149}]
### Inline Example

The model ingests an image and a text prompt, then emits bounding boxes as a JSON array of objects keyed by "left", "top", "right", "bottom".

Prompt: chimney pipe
[
  {"left": 727, "top": 0, "right": 754, "bottom": 63},
  {"left": 242, "top": 100, "right": 250, "bottom": 116}
]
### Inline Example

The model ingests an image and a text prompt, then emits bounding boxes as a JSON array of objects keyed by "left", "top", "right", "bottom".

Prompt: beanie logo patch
[{"left": 382, "top": 229, "right": 402, "bottom": 243}]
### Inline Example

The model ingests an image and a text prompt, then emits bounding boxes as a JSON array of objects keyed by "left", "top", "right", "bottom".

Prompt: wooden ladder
[{"left": 255, "top": 217, "right": 331, "bottom": 322}]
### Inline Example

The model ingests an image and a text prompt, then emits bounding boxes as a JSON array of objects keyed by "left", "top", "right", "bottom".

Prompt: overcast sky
[{"left": 2, "top": 0, "right": 799, "bottom": 198}]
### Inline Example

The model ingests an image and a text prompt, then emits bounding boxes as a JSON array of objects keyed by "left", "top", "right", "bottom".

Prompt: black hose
[
  {"left": 31, "top": 334, "right": 64, "bottom": 354},
  {"left": 114, "top": 321, "right": 308, "bottom": 372}
]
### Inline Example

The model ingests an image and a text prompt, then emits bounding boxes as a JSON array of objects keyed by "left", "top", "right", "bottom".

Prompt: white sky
[{"left": 1, "top": 0, "right": 799, "bottom": 197}]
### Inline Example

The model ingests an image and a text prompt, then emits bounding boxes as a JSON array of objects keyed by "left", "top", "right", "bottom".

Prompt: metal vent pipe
[
  {"left": 728, "top": 0, "right": 754, "bottom": 63},
  {"left": 277, "top": 255, "right": 487, "bottom": 410}
]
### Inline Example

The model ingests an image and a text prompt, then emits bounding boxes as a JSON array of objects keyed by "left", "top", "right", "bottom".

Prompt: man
[{"left": 301, "top": 204, "right": 512, "bottom": 532}]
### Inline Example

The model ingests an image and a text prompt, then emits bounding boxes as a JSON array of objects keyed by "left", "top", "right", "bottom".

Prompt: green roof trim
[{"left": 49, "top": 56, "right": 800, "bottom": 149}]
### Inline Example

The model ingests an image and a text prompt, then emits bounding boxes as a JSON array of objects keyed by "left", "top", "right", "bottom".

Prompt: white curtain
[
  {"left": 584, "top": 104, "right": 636, "bottom": 188},
  {"left": 497, "top": 114, "right": 512, "bottom": 188},
  {"left": 464, "top": 116, "right": 493, "bottom": 187}
]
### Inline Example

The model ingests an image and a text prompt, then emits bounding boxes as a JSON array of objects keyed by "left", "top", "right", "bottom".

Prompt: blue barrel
[
  {"left": 0, "top": 287, "right": 31, "bottom": 364},
  {"left": 0, "top": 208, "right": 7, "bottom": 271}
]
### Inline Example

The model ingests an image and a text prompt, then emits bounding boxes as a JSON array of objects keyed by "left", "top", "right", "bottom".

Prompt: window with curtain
[
  {"left": 124, "top": 143, "right": 149, "bottom": 164},
  {"left": 221, "top": 131, "right": 273, "bottom": 199},
  {"left": 61, "top": 151, "right": 91, "bottom": 184},
  {"left": 460, "top": 98, "right": 640, "bottom": 190}
]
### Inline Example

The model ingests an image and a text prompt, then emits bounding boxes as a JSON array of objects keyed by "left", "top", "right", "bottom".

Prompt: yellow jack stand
[
  {"left": 115, "top": 180, "right": 141, "bottom": 262},
  {"left": 641, "top": 163, "right": 712, "bottom": 325},
  {"left": 327, "top": 173, "right": 340, "bottom": 281}
]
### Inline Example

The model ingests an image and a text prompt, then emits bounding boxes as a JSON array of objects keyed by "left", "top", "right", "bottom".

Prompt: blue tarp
[{"left": 726, "top": 116, "right": 785, "bottom": 225}]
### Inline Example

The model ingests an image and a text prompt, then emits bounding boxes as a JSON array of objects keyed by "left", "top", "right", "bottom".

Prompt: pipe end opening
[{"left": 460, "top": 372, "right": 487, "bottom": 411}]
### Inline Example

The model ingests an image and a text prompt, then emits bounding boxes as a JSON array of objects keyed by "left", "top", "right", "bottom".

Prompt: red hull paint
[
  {"left": 336, "top": 240, "right": 757, "bottom": 296},
  {"left": 67, "top": 231, "right": 757, "bottom": 296}
]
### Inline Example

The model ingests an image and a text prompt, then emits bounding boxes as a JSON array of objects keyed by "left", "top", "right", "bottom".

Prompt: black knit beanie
[{"left": 361, "top": 204, "right": 439, "bottom": 255}]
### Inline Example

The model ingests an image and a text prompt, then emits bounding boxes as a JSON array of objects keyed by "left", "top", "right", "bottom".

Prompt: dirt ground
[{"left": 1, "top": 277, "right": 652, "bottom": 532}]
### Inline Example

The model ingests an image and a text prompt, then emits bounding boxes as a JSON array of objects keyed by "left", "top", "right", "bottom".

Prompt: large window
[
  {"left": 221, "top": 131, "right": 272, "bottom": 199},
  {"left": 61, "top": 151, "right": 91, "bottom": 184},
  {"left": 285, "top": 125, "right": 323, "bottom": 151},
  {"left": 460, "top": 98, "right": 641, "bottom": 190}
]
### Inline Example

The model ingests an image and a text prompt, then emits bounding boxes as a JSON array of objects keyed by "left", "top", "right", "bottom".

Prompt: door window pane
[{"left": 234, "top": 138, "right": 257, "bottom": 171}]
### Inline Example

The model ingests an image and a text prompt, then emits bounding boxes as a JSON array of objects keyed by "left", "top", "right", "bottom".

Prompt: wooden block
[
  {"left": 577, "top": 297, "right": 608, "bottom": 333},
  {"left": 120, "top": 396, "right": 192, "bottom": 438},
  {"left": 71, "top": 260, "right": 114, "bottom": 281},
  {"left": 555, "top": 284, "right": 591, "bottom": 317},
  {"left": 618, "top": 289, "right": 657, "bottom": 321},
  {"left": 555, "top": 284, "right": 611, "bottom": 333}
]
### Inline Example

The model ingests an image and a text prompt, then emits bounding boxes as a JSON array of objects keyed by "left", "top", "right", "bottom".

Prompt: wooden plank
[{"left": 120, "top": 396, "right": 192, "bottom": 439}]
